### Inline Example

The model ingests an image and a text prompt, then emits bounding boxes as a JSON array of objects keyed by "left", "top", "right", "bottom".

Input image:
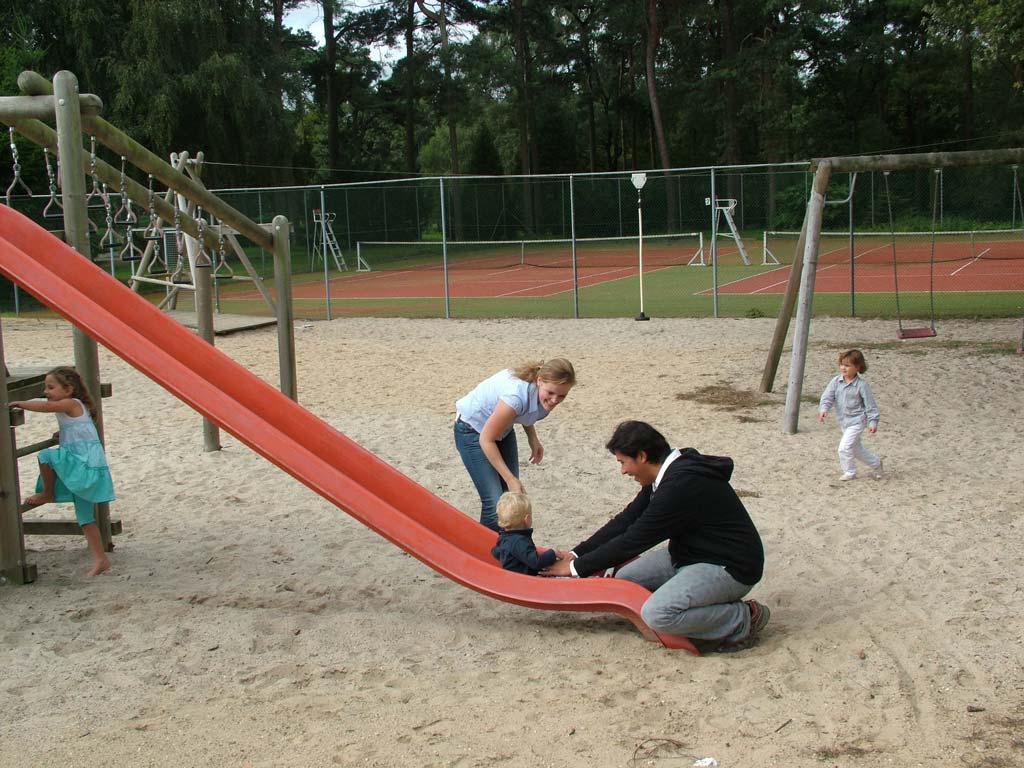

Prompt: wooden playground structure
[{"left": 0, "top": 69, "right": 300, "bottom": 584}]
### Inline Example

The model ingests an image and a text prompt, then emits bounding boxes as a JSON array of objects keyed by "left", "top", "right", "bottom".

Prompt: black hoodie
[{"left": 572, "top": 448, "right": 764, "bottom": 584}]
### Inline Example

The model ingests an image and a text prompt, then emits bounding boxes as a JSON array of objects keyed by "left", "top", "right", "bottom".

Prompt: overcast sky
[
  {"left": 284, "top": 1, "right": 410, "bottom": 71},
  {"left": 283, "top": 2, "right": 326, "bottom": 44}
]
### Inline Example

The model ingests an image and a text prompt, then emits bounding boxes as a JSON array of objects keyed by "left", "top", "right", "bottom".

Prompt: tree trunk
[
  {"left": 323, "top": 0, "right": 339, "bottom": 181},
  {"left": 512, "top": 0, "right": 534, "bottom": 232},
  {"left": 962, "top": 29, "right": 974, "bottom": 141},
  {"left": 417, "top": 0, "right": 459, "bottom": 174},
  {"left": 417, "top": 0, "right": 462, "bottom": 236},
  {"left": 719, "top": 0, "right": 742, "bottom": 164},
  {"left": 644, "top": 0, "right": 677, "bottom": 229},
  {"left": 644, "top": 0, "right": 671, "bottom": 170},
  {"left": 569, "top": 8, "right": 598, "bottom": 173},
  {"left": 272, "top": 0, "right": 284, "bottom": 52},
  {"left": 404, "top": 0, "right": 417, "bottom": 173}
]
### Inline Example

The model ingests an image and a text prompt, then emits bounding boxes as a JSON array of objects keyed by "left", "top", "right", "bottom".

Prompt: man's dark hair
[{"left": 605, "top": 421, "right": 671, "bottom": 463}]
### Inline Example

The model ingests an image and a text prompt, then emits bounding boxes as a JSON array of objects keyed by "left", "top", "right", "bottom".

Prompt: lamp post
[{"left": 631, "top": 172, "right": 650, "bottom": 321}]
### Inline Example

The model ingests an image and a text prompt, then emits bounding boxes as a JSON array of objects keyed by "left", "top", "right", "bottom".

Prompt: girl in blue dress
[{"left": 11, "top": 366, "right": 115, "bottom": 576}]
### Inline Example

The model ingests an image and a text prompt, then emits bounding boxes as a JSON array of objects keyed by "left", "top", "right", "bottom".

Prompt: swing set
[
  {"left": 755, "top": 146, "right": 1024, "bottom": 434},
  {"left": 882, "top": 170, "right": 938, "bottom": 339}
]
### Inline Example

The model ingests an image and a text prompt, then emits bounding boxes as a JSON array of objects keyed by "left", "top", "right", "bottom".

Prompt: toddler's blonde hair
[{"left": 496, "top": 492, "right": 532, "bottom": 530}]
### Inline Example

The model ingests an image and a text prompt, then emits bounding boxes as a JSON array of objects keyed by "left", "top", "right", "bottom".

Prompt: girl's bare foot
[
  {"left": 86, "top": 557, "right": 111, "bottom": 577},
  {"left": 23, "top": 492, "right": 53, "bottom": 508}
]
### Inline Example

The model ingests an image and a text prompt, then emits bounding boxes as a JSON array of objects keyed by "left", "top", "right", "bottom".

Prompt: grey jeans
[{"left": 617, "top": 549, "right": 753, "bottom": 642}]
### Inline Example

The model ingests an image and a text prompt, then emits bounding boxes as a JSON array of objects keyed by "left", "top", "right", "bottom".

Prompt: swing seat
[{"left": 897, "top": 327, "right": 937, "bottom": 339}]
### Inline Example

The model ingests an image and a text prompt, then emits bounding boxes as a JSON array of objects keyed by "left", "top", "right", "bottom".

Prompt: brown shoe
[{"left": 717, "top": 600, "right": 771, "bottom": 653}]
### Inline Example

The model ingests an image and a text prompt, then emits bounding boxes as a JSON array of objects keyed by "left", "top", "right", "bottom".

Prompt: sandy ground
[{"left": 1, "top": 315, "right": 1022, "bottom": 768}]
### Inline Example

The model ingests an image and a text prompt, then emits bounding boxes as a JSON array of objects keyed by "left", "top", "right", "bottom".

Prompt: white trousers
[{"left": 838, "top": 421, "right": 879, "bottom": 476}]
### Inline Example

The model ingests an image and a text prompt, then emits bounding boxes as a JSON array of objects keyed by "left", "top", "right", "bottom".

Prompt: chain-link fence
[{"left": 4, "top": 156, "right": 1022, "bottom": 321}]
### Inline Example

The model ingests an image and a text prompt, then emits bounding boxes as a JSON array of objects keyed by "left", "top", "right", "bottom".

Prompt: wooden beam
[
  {"left": 14, "top": 70, "right": 273, "bottom": 251},
  {"left": 22, "top": 518, "right": 122, "bottom": 536},
  {"left": 0, "top": 94, "right": 103, "bottom": 121},
  {"left": 1, "top": 116, "right": 225, "bottom": 253},
  {"left": 813, "top": 147, "right": 1024, "bottom": 173}
]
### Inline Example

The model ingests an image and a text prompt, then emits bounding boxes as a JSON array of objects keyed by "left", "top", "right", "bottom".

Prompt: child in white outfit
[{"left": 819, "top": 349, "right": 883, "bottom": 481}]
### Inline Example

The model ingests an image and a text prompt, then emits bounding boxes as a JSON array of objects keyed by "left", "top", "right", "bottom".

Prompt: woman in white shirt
[{"left": 454, "top": 358, "right": 575, "bottom": 530}]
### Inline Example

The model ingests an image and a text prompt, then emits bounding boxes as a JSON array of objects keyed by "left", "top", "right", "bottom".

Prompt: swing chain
[
  {"left": 113, "top": 156, "right": 136, "bottom": 225},
  {"left": 195, "top": 207, "right": 212, "bottom": 267},
  {"left": 42, "top": 147, "right": 64, "bottom": 218},
  {"left": 142, "top": 174, "right": 164, "bottom": 239},
  {"left": 170, "top": 205, "right": 187, "bottom": 283},
  {"left": 99, "top": 183, "right": 119, "bottom": 248},
  {"left": 85, "top": 136, "right": 106, "bottom": 208},
  {"left": 214, "top": 219, "right": 233, "bottom": 279},
  {"left": 6, "top": 126, "right": 33, "bottom": 205}
]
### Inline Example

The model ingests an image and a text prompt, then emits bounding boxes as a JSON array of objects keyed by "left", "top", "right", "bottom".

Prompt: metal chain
[
  {"left": 99, "top": 183, "right": 118, "bottom": 248},
  {"left": 85, "top": 135, "right": 105, "bottom": 207},
  {"left": 6, "top": 127, "right": 33, "bottom": 204},
  {"left": 113, "top": 156, "right": 136, "bottom": 224},
  {"left": 42, "top": 147, "right": 63, "bottom": 218}
]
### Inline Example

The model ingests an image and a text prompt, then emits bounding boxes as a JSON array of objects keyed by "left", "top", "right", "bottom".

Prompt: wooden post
[
  {"left": 759, "top": 212, "right": 809, "bottom": 393},
  {"left": 53, "top": 71, "right": 113, "bottom": 550},
  {"left": 272, "top": 216, "right": 297, "bottom": 400},
  {"left": 178, "top": 153, "right": 221, "bottom": 451},
  {"left": 782, "top": 161, "right": 832, "bottom": 434},
  {"left": 0, "top": 320, "right": 35, "bottom": 585},
  {"left": 194, "top": 261, "right": 221, "bottom": 452}
]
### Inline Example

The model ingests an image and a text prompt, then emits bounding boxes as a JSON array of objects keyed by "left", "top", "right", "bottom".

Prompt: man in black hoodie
[{"left": 544, "top": 420, "right": 768, "bottom": 651}]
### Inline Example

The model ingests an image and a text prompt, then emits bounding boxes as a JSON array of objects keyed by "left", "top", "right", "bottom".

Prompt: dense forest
[{"left": 2, "top": 0, "right": 1023, "bottom": 190}]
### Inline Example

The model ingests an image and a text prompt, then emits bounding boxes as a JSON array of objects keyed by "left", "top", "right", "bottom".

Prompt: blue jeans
[
  {"left": 617, "top": 549, "right": 753, "bottom": 642},
  {"left": 454, "top": 418, "right": 519, "bottom": 531}
]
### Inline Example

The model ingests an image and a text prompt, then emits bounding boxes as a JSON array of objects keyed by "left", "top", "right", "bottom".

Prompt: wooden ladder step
[{"left": 21, "top": 517, "right": 122, "bottom": 536}]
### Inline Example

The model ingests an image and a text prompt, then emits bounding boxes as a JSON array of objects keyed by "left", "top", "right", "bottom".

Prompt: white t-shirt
[{"left": 456, "top": 369, "right": 549, "bottom": 439}]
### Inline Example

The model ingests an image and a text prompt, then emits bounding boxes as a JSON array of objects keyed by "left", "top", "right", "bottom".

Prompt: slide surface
[{"left": 0, "top": 205, "right": 696, "bottom": 653}]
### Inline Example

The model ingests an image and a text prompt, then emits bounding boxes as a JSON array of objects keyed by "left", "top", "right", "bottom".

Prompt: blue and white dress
[{"left": 37, "top": 399, "right": 115, "bottom": 524}]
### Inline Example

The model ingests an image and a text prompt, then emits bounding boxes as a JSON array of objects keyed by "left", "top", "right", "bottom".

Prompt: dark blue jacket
[{"left": 491, "top": 527, "right": 558, "bottom": 575}]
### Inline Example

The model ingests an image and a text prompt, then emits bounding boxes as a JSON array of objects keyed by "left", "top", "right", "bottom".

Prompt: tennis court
[
  {"left": 712, "top": 231, "right": 1024, "bottom": 295},
  {"left": 238, "top": 233, "right": 707, "bottom": 300}
]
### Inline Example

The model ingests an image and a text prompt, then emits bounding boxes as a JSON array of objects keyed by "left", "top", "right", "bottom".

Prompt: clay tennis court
[
  {"left": 286, "top": 262, "right": 658, "bottom": 299},
  {"left": 229, "top": 234, "right": 1024, "bottom": 301},
  {"left": 236, "top": 239, "right": 700, "bottom": 300},
  {"left": 709, "top": 237, "right": 1024, "bottom": 295}
]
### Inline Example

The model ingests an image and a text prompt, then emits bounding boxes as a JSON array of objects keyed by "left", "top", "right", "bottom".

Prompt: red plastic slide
[{"left": 0, "top": 205, "right": 696, "bottom": 653}]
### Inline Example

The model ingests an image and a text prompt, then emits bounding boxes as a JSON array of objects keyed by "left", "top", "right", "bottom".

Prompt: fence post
[
  {"left": 320, "top": 186, "right": 332, "bottom": 321},
  {"left": 440, "top": 178, "right": 450, "bottom": 319},
  {"left": 569, "top": 174, "right": 579, "bottom": 319},
  {"left": 710, "top": 168, "right": 719, "bottom": 318},
  {"left": 272, "top": 215, "right": 297, "bottom": 400}
]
